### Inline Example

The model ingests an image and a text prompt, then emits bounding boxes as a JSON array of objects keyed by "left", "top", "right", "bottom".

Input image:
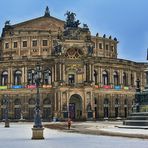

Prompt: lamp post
[
  {"left": 32, "top": 63, "right": 44, "bottom": 140},
  {"left": 3, "top": 94, "right": 9, "bottom": 127}
]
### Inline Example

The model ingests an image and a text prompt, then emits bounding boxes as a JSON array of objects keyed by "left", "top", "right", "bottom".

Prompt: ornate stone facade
[{"left": 0, "top": 8, "right": 147, "bottom": 121}]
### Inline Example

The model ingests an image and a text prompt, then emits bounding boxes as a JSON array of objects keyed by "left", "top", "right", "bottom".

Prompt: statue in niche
[
  {"left": 87, "top": 45, "right": 94, "bottom": 55},
  {"left": 54, "top": 43, "right": 62, "bottom": 55},
  {"left": 87, "top": 103, "right": 92, "bottom": 111}
]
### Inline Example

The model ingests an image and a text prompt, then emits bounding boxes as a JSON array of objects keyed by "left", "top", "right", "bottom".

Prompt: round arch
[{"left": 69, "top": 94, "right": 82, "bottom": 120}]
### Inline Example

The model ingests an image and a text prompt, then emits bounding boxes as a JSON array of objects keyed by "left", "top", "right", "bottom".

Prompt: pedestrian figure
[{"left": 67, "top": 118, "right": 71, "bottom": 130}]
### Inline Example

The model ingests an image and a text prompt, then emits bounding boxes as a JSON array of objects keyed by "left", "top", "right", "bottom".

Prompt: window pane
[
  {"left": 14, "top": 42, "right": 18, "bottom": 48},
  {"left": 23, "top": 41, "right": 27, "bottom": 47},
  {"left": 32, "top": 40, "right": 37, "bottom": 47},
  {"left": 43, "top": 40, "right": 48, "bottom": 46},
  {"left": 5, "top": 43, "right": 9, "bottom": 49}
]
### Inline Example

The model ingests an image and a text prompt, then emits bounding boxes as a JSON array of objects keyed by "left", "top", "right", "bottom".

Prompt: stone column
[
  {"left": 29, "top": 36, "right": 31, "bottom": 56},
  {"left": 91, "top": 64, "right": 94, "bottom": 82},
  {"left": 83, "top": 92, "right": 87, "bottom": 119},
  {"left": 128, "top": 70, "right": 131, "bottom": 87},
  {"left": 63, "top": 64, "right": 66, "bottom": 82},
  {"left": 110, "top": 68, "right": 113, "bottom": 87},
  {"left": 120, "top": 70, "right": 123, "bottom": 87},
  {"left": 100, "top": 67, "right": 102, "bottom": 87},
  {"left": 59, "top": 63, "right": 61, "bottom": 81},
  {"left": 54, "top": 64, "right": 57, "bottom": 81},
  {"left": 39, "top": 36, "right": 41, "bottom": 55},
  {"left": 10, "top": 67, "right": 13, "bottom": 87},
  {"left": 8, "top": 68, "right": 10, "bottom": 87},
  {"left": 18, "top": 37, "right": 21, "bottom": 56},
  {"left": 97, "top": 68, "right": 99, "bottom": 85},
  {"left": 22, "top": 67, "right": 25, "bottom": 86},
  {"left": 51, "top": 66, "right": 54, "bottom": 84},
  {"left": 53, "top": 92, "right": 57, "bottom": 117},
  {"left": 84, "top": 64, "right": 86, "bottom": 82},
  {"left": 24, "top": 66, "right": 28, "bottom": 86}
]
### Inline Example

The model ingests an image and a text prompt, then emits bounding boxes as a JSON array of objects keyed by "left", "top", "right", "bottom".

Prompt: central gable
[{"left": 12, "top": 16, "right": 65, "bottom": 31}]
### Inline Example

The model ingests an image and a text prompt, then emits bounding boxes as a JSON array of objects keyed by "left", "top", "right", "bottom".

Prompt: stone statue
[
  {"left": 103, "top": 34, "right": 106, "bottom": 38},
  {"left": 54, "top": 43, "right": 62, "bottom": 55},
  {"left": 83, "top": 23, "right": 88, "bottom": 28},
  {"left": 87, "top": 45, "right": 94, "bottom": 55},
  {"left": 5, "top": 20, "right": 10, "bottom": 26},
  {"left": 64, "top": 11, "right": 80, "bottom": 28},
  {"left": 83, "top": 23, "right": 89, "bottom": 31},
  {"left": 96, "top": 33, "right": 99, "bottom": 37},
  {"left": 44, "top": 6, "right": 50, "bottom": 17}
]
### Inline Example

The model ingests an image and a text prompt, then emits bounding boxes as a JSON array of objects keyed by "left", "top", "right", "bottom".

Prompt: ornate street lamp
[
  {"left": 3, "top": 94, "right": 9, "bottom": 127},
  {"left": 32, "top": 63, "right": 44, "bottom": 139}
]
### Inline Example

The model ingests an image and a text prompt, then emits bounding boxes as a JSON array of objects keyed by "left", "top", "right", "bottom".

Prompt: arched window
[
  {"left": 14, "top": 99, "right": 21, "bottom": 105},
  {"left": 131, "top": 73, "right": 134, "bottom": 86},
  {"left": 1, "top": 71, "right": 8, "bottom": 86},
  {"left": 102, "top": 71, "right": 109, "bottom": 85},
  {"left": 94, "top": 70, "right": 98, "bottom": 85},
  {"left": 113, "top": 71, "right": 119, "bottom": 85},
  {"left": 43, "top": 69, "right": 52, "bottom": 85},
  {"left": 27, "top": 69, "right": 35, "bottom": 85},
  {"left": 43, "top": 98, "right": 51, "bottom": 105},
  {"left": 123, "top": 72, "right": 127, "bottom": 86},
  {"left": 14, "top": 70, "right": 22, "bottom": 85},
  {"left": 28, "top": 98, "right": 35, "bottom": 105},
  {"left": 104, "top": 98, "right": 109, "bottom": 118}
]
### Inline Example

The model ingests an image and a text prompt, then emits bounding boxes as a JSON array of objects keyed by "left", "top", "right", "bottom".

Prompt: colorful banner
[
  {"left": 11, "top": 85, "right": 23, "bottom": 89},
  {"left": 103, "top": 85, "right": 111, "bottom": 89},
  {"left": 124, "top": 86, "right": 129, "bottom": 90},
  {"left": 0, "top": 86, "right": 8, "bottom": 90},
  {"left": 42, "top": 85, "right": 52, "bottom": 88},
  {"left": 114, "top": 85, "right": 121, "bottom": 90},
  {"left": 94, "top": 85, "right": 99, "bottom": 88},
  {"left": 26, "top": 85, "right": 36, "bottom": 89}
]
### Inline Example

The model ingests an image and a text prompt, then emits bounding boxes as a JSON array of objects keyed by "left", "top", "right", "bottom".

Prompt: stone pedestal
[
  {"left": 32, "top": 128, "right": 44, "bottom": 140},
  {"left": 5, "top": 120, "right": 10, "bottom": 128}
]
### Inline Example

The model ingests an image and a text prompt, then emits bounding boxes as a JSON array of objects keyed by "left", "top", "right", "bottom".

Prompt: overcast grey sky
[{"left": 0, "top": 0, "right": 148, "bottom": 62}]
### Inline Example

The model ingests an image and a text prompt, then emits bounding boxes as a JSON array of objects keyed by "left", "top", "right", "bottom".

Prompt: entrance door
[
  {"left": 69, "top": 94, "right": 82, "bottom": 120},
  {"left": 69, "top": 103, "right": 75, "bottom": 119}
]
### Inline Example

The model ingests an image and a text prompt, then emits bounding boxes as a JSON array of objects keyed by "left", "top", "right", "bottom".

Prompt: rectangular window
[
  {"left": 99, "top": 43, "right": 103, "bottom": 49},
  {"left": 106, "top": 44, "right": 109, "bottom": 50},
  {"left": 13, "top": 42, "right": 18, "bottom": 48},
  {"left": 43, "top": 40, "right": 48, "bottom": 46},
  {"left": 32, "top": 40, "right": 37, "bottom": 47},
  {"left": 22, "top": 41, "right": 27, "bottom": 47},
  {"left": 5, "top": 43, "right": 9, "bottom": 49}
]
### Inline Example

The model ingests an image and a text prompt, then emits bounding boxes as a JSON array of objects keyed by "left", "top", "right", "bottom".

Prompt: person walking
[{"left": 67, "top": 118, "right": 71, "bottom": 130}]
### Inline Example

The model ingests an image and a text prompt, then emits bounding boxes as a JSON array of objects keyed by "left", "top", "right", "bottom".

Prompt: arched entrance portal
[{"left": 69, "top": 94, "right": 82, "bottom": 120}]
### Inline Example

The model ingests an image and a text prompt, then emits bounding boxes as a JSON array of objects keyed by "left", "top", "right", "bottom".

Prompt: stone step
[
  {"left": 130, "top": 112, "right": 148, "bottom": 116},
  {"left": 127, "top": 116, "right": 148, "bottom": 120},
  {"left": 123, "top": 120, "right": 148, "bottom": 126}
]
